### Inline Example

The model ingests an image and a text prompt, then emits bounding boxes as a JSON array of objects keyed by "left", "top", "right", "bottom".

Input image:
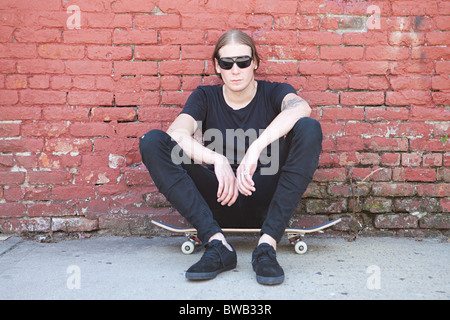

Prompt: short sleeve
[
  {"left": 179, "top": 87, "right": 208, "bottom": 122},
  {"left": 269, "top": 82, "right": 297, "bottom": 113}
]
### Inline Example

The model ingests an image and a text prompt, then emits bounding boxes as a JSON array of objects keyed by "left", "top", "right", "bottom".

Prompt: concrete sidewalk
[{"left": 0, "top": 234, "right": 448, "bottom": 300}]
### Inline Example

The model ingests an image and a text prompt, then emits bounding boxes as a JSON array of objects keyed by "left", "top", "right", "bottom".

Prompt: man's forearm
[
  {"left": 252, "top": 95, "right": 311, "bottom": 153},
  {"left": 168, "top": 129, "right": 225, "bottom": 165}
]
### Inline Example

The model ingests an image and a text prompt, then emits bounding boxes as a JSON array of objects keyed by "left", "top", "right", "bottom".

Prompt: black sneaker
[
  {"left": 252, "top": 243, "right": 285, "bottom": 285},
  {"left": 185, "top": 240, "right": 237, "bottom": 280}
]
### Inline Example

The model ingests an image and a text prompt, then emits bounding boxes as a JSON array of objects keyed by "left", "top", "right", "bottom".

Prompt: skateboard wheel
[
  {"left": 181, "top": 241, "right": 195, "bottom": 254},
  {"left": 294, "top": 241, "right": 307, "bottom": 254}
]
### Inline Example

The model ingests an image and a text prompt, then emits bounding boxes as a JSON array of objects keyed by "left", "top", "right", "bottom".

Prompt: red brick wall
[{"left": 0, "top": 0, "right": 448, "bottom": 237}]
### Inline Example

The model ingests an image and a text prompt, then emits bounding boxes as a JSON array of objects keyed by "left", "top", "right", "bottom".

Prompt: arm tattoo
[{"left": 281, "top": 96, "right": 306, "bottom": 112}]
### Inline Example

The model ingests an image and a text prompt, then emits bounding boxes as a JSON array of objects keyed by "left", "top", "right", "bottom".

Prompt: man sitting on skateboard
[{"left": 139, "top": 30, "right": 322, "bottom": 285}]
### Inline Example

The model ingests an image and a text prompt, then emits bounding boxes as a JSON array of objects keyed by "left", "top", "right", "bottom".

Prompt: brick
[
  {"left": 402, "top": 153, "right": 422, "bottom": 167},
  {"left": 43, "top": 106, "right": 89, "bottom": 121},
  {"left": 44, "top": 138, "right": 92, "bottom": 154},
  {"left": 0, "top": 171, "right": 26, "bottom": 185},
  {"left": 181, "top": 14, "right": 228, "bottom": 30},
  {"left": 313, "top": 168, "right": 346, "bottom": 182},
  {"left": 343, "top": 61, "right": 389, "bottom": 75},
  {"left": 91, "top": 107, "right": 137, "bottom": 122},
  {"left": 112, "top": 0, "right": 157, "bottom": 13},
  {"left": 17, "top": 59, "right": 65, "bottom": 74},
  {"left": 0, "top": 43, "right": 37, "bottom": 59},
  {"left": 52, "top": 185, "right": 95, "bottom": 200},
  {"left": 87, "top": 46, "right": 132, "bottom": 61},
  {"left": 420, "top": 214, "right": 450, "bottom": 229},
  {"left": 322, "top": 107, "right": 364, "bottom": 121},
  {"left": 392, "top": 1, "right": 438, "bottom": 16},
  {"left": 27, "top": 170, "right": 72, "bottom": 185},
  {"left": 432, "top": 92, "right": 450, "bottom": 105},
  {"left": 28, "top": 202, "right": 76, "bottom": 217},
  {"left": 336, "top": 137, "right": 364, "bottom": 151},
  {"left": 160, "top": 30, "right": 206, "bottom": 45},
  {"left": 66, "top": 61, "right": 112, "bottom": 75},
  {"left": 85, "top": 13, "right": 133, "bottom": 29},
  {"left": 260, "top": 61, "right": 298, "bottom": 76},
  {"left": 0, "top": 90, "right": 19, "bottom": 104},
  {"left": 395, "top": 198, "right": 441, "bottom": 213},
  {"left": 299, "top": 61, "right": 343, "bottom": 75},
  {"left": 20, "top": 90, "right": 66, "bottom": 104},
  {"left": 386, "top": 91, "right": 432, "bottom": 106},
  {"left": 135, "top": 14, "right": 180, "bottom": 29},
  {"left": 114, "top": 61, "right": 158, "bottom": 76},
  {"left": 159, "top": 60, "right": 205, "bottom": 75},
  {"left": 138, "top": 106, "right": 180, "bottom": 122},
  {"left": 67, "top": 91, "right": 114, "bottom": 106},
  {"left": 298, "top": 31, "right": 342, "bottom": 45},
  {"left": 299, "top": 1, "right": 343, "bottom": 15},
  {"left": 388, "top": 32, "right": 425, "bottom": 46},
  {"left": 306, "top": 199, "right": 347, "bottom": 214},
  {"left": 320, "top": 46, "right": 364, "bottom": 60},
  {"left": 426, "top": 32, "right": 450, "bottom": 45},
  {"left": 412, "top": 46, "right": 450, "bottom": 60},
  {"left": 364, "top": 137, "right": 408, "bottom": 152},
  {"left": 341, "top": 92, "right": 384, "bottom": 106},
  {"left": 366, "top": 46, "right": 410, "bottom": 61},
  {"left": 14, "top": 28, "right": 61, "bottom": 43},
  {"left": 417, "top": 184, "right": 449, "bottom": 197},
  {"left": 0, "top": 138, "right": 44, "bottom": 153},
  {"left": 22, "top": 122, "right": 69, "bottom": 138},
  {"left": 115, "top": 91, "right": 160, "bottom": 106},
  {"left": 113, "top": 29, "right": 158, "bottom": 45},
  {"left": 274, "top": 15, "right": 319, "bottom": 30},
  {"left": 28, "top": 75, "right": 50, "bottom": 89},
  {"left": 390, "top": 61, "right": 434, "bottom": 75},
  {"left": 0, "top": 107, "right": 41, "bottom": 121},
  {"left": 70, "top": 122, "right": 116, "bottom": 137},
  {"left": 410, "top": 106, "right": 450, "bottom": 121},
  {"left": 363, "top": 198, "right": 393, "bottom": 213},
  {"left": 365, "top": 107, "right": 409, "bottom": 121},
  {"left": 393, "top": 168, "right": 436, "bottom": 182},
  {"left": 343, "top": 32, "right": 388, "bottom": 46},
  {"left": 136, "top": 45, "right": 180, "bottom": 60},
  {"left": 64, "top": 29, "right": 111, "bottom": 44},
  {"left": 375, "top": 215, "right": 418, "bottom": 229},
  {"left": 422, "top": 153, "right": 442, "bottom": 167},
  {"left": 410, "top": 137, "right": 448, "bottom": 152},
  {"left": 253, "top": 31, "right": 298, "bottom": 46},
  {"left": 432, "top": 76, "right": 450, "bottom": 90},
  {"left": 0, "top": 203, "right": 26, "bottom": 218},
  {"left": 380, "top": 153, "right": 401, "bottom": 167},
  {"left": 0, "top": 217, "right": 51, "bottom": 233},
  {"left": 301, "top": 92, "right": 339, "bottom": 106},
  {"left": 52, "top": 217, "right": 98, "bottom": 232}
]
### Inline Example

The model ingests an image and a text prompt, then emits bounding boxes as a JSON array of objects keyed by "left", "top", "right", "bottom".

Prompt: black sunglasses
[{"left": 217, "top": 55, "right": 253, "bottom": 70}]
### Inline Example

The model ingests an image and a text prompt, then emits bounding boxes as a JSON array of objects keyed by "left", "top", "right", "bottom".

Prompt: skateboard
[{"left": 151, "top": 218, "right": 341, "bottom": 255}]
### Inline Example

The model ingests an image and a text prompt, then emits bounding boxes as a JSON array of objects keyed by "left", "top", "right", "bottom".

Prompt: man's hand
[
  {"left": 214, "top": 154, "right": 239, "bottom": 207},
  {"left": 236, "top": 144, "right": 259, "bottom": 196}
]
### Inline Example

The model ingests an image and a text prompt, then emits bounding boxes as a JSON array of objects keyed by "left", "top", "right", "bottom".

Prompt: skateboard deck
[{"left": 151, "top": 218, "right": 341, "bottom": 254}]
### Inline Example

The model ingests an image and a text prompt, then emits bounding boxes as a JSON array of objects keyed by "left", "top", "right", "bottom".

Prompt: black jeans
[{"left": 139, "top": 117, "right": 322, "bottom": 244}]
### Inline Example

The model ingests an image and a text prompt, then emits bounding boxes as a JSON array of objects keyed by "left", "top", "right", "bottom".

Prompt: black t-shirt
[{"left": 180, "top": 80, "right": 296, "bottom": 169}]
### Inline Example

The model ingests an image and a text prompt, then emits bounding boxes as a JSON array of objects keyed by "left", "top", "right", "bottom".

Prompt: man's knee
[
  {"left": 139, "top": 129, "right": 168, "bottom": 153},
  {"left": 292, "top": 117, "right": 322, "bottom": 137},
  {"left": 139, "top": 129, "right": 173, "bottom": 166}
]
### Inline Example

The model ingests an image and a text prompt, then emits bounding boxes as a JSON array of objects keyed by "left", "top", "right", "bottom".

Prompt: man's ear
[{"left": 215, "top": 59, "right": 221, "bottom": 74}]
